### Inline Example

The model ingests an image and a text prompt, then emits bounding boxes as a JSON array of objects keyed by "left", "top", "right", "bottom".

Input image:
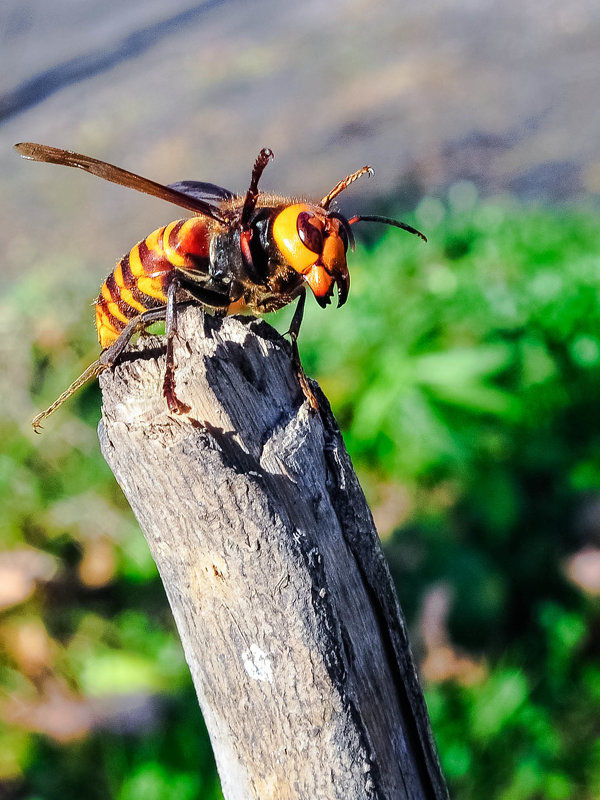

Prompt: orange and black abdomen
[{"left": 95, "top": 217, "right": 211, "bottom": 349}]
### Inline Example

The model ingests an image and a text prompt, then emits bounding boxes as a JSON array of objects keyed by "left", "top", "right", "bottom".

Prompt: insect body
[
  {"left": 15, "top": 142, "right": 426, "bottom": 430},
  {"left": 95, "top": 217, "right": 211, "bottom": 350}
]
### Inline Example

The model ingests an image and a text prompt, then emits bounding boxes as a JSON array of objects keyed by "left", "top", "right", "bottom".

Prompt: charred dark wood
[{"left": 98, "top": 306, "right": 448, "bottom": 800}]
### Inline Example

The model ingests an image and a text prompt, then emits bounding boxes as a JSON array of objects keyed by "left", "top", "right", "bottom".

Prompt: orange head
[
  {"left": 244, "top": 157, "right": 425, "bottom": 308},
  {"left": 272, "top": 203, "right": 352, "bottom": 307}
]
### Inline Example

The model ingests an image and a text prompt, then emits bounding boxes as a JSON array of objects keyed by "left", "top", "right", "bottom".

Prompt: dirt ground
[{"left": 1, "top": 0, "right": 599, "bottom": 287}]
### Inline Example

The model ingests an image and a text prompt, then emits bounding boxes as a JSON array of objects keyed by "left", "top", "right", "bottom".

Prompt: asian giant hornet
[{"left": 15, "top": 142, "right": 426, "bottom": 430}]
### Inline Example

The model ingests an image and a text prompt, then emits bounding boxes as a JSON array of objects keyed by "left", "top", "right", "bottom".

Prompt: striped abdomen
[{"left": 95, "top": 217, "right": 211, "bottom": 349}]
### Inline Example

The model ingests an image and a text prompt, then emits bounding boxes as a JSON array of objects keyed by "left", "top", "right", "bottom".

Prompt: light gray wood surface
[{"left": 98, "top": 307, "right": 448, "bottom": 800}]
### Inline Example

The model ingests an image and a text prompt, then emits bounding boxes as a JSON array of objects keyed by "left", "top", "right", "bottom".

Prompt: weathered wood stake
[{"left": 98, "top": 306, "right": 448, "bottom": 800}]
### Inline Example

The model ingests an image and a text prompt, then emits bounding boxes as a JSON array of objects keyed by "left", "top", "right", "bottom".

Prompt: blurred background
[{"left": 1, "top": 1, "right": 600, "bottom": 798}]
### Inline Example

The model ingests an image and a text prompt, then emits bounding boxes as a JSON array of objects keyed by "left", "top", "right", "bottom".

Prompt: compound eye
[{"left": 297, "top": 211, "right": 324, "bottom": 254}]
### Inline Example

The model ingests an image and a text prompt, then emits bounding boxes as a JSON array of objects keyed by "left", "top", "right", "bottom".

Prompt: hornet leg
[
  {"left": 32, "top": 359, "right": 108, "bottom": 432},
  {"left": 32, "top": 304, "right": 173, "bottom": 432},
  {"left": 162, "top": 278, "right": 190, "bottom": 414},
  {"left": 104, "top": 288, "right": 191, "bottom": 415},
  {"left": 288, "top": 288, "right": 318, "bottom": 412}
]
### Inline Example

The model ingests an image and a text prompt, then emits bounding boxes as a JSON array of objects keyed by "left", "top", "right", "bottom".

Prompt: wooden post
[{"left": 98, "top": 306, "right": 448, "bottom": 800}]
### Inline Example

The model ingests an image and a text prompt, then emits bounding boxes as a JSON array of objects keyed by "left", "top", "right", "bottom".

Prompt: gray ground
[{"left": 1, "top": 0, "right": 599, "bottom": 288}]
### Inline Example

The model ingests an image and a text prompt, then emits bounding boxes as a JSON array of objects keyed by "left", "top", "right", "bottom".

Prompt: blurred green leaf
[
  {"left": 118, "top": 762, "right": 201, "bottom": 800},
  {"left": 471, "top": 669, "right": 529, "bottom": 738}
]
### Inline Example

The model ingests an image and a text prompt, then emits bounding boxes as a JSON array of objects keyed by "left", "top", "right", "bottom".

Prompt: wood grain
[{"left": 98, "top": 306, "right": 448, "bottom": 800}]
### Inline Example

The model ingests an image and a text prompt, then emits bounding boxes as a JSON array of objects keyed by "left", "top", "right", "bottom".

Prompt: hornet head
[
  {"left": 271, "top": 203, "right": 354, "bottom": 307},
  {"left": 243, "top": 156, "right": 426, "bottom": 308}
]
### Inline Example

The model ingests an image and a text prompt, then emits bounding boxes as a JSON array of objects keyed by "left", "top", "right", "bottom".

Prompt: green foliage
[{"left": 1, "top": 193, "right": 599, "bottom": 798}]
